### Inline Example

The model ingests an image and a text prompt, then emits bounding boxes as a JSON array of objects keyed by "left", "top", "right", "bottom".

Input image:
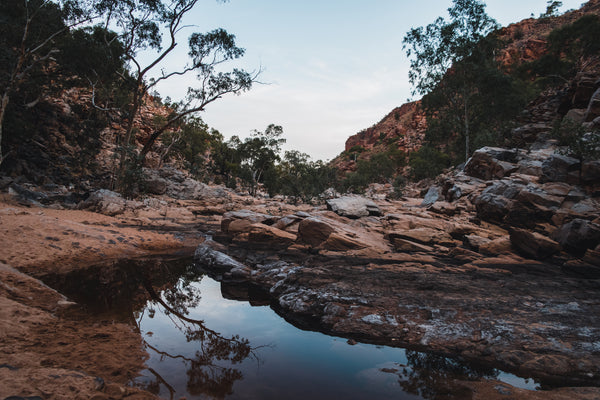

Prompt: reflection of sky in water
[{"left": 134, "top": 275, "right": 538, "bottom": 400}]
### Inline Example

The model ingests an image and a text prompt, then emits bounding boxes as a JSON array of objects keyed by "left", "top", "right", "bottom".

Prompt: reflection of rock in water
[
  {"left": 381, "top": 350, "right": 499, "bottom": 400},
  {"left": 43, "top": 257, "right": 258, "bottom": 398},
  {"left": 220, "top": 281, "right": 271, "bottom": 306},
  {"left": 40, "top": 257, "right": 197, "bottom": 319}
]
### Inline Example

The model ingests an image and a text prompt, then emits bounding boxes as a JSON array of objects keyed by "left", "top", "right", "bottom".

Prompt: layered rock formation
[{"left": 331, "top": 101, "right": 426, "bottom": 173}]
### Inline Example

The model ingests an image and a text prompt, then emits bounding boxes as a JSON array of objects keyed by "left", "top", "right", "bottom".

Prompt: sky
[{"left": 148, "top": 0, "right": 586, "bottom": 161}]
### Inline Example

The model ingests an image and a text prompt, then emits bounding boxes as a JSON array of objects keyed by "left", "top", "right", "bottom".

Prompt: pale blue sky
[{"left": 150, "top": 0, "right": 586, "bottom": 161}]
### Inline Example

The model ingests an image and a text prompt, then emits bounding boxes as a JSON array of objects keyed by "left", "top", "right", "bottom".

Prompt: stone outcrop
[
  {"left": 296, "top": 217, "right": 335, "bottom": 247},
  {"left": 144, "top": 167, "right": 232, "bottom": 202},
  {"left": 464, "top": 147, "right": 520, "bottom": 180},
  {"left": 326, "top": 196, "right": 382, "bottom": 218},
  {"left": 77, "top": 189, "right": 129, "bottom": 216},
  {"left": 585, "top": 87, "right": 600, "bottom": 122},
  {"left": 509, "top": 228, "right": 561, "bottom": 259},
  {"left": 552, "top": 219, "right": 600, "bottom": 254},
  {"left": 541, "top": 154, "right": 581, "bottom": 184},
  {"left": 330, "top": 101, "right": 426, "bottom": 174}
]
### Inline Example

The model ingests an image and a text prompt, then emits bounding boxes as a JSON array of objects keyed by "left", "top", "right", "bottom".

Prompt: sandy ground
[{"left": 0, "top": 198, "right": 201, "bottom": 400}]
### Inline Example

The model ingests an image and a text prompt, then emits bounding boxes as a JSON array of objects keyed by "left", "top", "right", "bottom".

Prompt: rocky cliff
[{"left": 334, "top": 0, "right": 600, "bottom": 173}]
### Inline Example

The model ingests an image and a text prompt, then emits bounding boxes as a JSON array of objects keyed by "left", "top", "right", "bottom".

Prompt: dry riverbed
[{"left": 0, "top": 192, "right": 599, "bottom": 399}]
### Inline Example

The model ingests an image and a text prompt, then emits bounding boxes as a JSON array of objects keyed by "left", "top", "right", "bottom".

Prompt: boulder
[
  {"left": 322, "top": 232, "right": 368, "bottom": 251},
  {"left": 221, "top": 210, "right": 279, "bottom": 234},
  {"left": 478, "top": 237, "right": 512, "bottom": 255},
  {"left": 78, "top": 189, "right": 126, "bottom": 216},
  {"left": 226, "top": 219, "right": 255, "bottom": 234},
  {"left": 145, "top": 166, "right": 232, "bottom": 202},
  {"left": 473, "top": 180, "right": 565, "bottom": 227},
  {"left": 552, "top": 219, "right": 600, "bottom": 254},
  {"left": 297, "top": 215, "right": 380, "bottom": 251},
  {"left": 245, "top": 224, "right": 297, "bottom": 249},
  {"left": 511, "top": 124, "right": 551, "bottom": 143},
  {"left": 517, "top": 159, "right": 543, "bottom": 177},
  {"left": 509, "top": 228, "right": 561, "bottom": 259},
  {"left": 273, "top": 215, "right": 301, "bottom": 231},
  {"left": 572, "top": 72, "right": 599, "bottom": 107},
  {"left": 570, "top": 199, "right": 600, "bottom": 214},
  {"left": 464, "top": 147, "right": 520, "bottom": 180},
  {"left": 297, "top": 217, "right": 335, "bottom": 247},
  {"left": 326, "top": 196, "right": 382, "bottom": 218},
  {"left": 516, "top": 185, "right": 563, "bottom": 209},
  {"left": 474, "top": 193, "right": 512, "bottom": 222},
  {"left": 464, "top": 234, "right": 491, "bottom": 251},
  {"left": 446, "top": 185, "right": 462, "bottom": 202},
  {"left": 585, "top": 87, "right": 600, "bottom": 122},
  {"left": 564, "top": 109, "right": 586, "bottom": 124},
  {"left": 144, "top": 177, "right": 168, "bottom": 195},
  {"left": 0, "top": 176, "right": 14, "bottom": 190},
  {"left": 541, "top": 182, "right": 573, "bottom": 197},
  {"left": 320, "top": 187, "right": 341, "bottom": 199},
  {"left": 505, "top": 201, "right": 554, "bottom": 228},
  {"left": 421, "top": 186, "right": 440, "bottom": 207},
  {"left": 582, "top": 160, "right": 600, "bottom": 184},
  {"left": 541, "top": 154, "right": 580, "bottom": 184},
  {"left": 8, "top": 183, "right": 49, "bottom": 206},
  {"left": 194, "top": 242, "right": 247, "bottom": 273}
]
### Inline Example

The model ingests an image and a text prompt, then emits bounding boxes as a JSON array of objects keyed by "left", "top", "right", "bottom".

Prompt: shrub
[{"left": 408, "top": 145, "right": 451, "bottom": 181}]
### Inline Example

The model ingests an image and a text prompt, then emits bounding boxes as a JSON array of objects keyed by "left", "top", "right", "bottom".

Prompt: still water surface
[{"left": 123, "top": 259, "right": 538, "bottom": 400}]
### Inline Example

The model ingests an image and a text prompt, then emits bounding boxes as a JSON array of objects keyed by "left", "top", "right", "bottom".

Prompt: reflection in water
[
  {"left": 382, "top": 351, "right": 499, "bottom": 399},
  {"left": 133, "top": 263, "right": 261, "bottom": 399},
  {"left": 44, "top": 257, "right": 542, "bottom": 400},
  {"left": 43, "top": 258, "right": 261, "bottom": 399}
]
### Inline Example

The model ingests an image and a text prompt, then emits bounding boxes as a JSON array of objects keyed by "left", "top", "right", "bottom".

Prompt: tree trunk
[
  {"left": 464, "top": 94, "right": 470, "bottom": 162},
  {"left": 0, "top": 92, "right": 9, "bottom": 166}
]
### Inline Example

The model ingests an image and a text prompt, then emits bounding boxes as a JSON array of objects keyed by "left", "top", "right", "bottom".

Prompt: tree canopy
[{"left": 403, "top": 0, "right": 530, "bottom": 164}]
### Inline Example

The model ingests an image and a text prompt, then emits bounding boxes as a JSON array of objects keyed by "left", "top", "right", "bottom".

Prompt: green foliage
[
  {"left": 402, "top": 0, "right": 499, "bottom": 97},
  {"left": 159, "top": 116, "right": 220, "bottom": 178},
  {"left": 403, "top": 0, "right": 504, "bottom": 162},
  {"left": 389, "top": 175, "right": 407, "bottom": 200},
  {"left": 540, "top": 1, "right": 563, "bottom": 18},
  {"left": 272, "top": 151, "right": 336, "bottom": 202},
  {"left": 520, "top": 14, "right": 600, "bottom": 85},
  {"left": 208, "top": 135, "right": 243, "bottom": 186},
  {"left": 554, "top": 118, "right": 600, "bottom": 166},
  {"left": 404, "top": 0, "right": 533, "bottom": 163},
  {"left": 0, "top": 0, "right": 67, "bottom": 113},
  {"left": 236, "top": 124, "right": 285, "bottom": 196},
  {"left": 340, "top": 148, "right": 406, "bottom": 193},
  {"left": 115, "top": 144, "right": 146, "bottom": 198},
  {"left": 408, "top": 145, "right": 451, "bottom": 181}
]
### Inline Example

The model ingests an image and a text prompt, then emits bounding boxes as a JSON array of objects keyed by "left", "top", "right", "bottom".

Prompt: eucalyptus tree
[
  {"left": 402, "top": 0, "right": 500, "bottom": 162},
  {"left": 238, "top": 124, "right": 285, "bottom": 196},
  {"left": 93, "top": 0, "right": 258, "bottom": 190}
]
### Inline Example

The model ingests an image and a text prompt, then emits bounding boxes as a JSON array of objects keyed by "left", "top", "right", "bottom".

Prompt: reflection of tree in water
[
  {"left": 382, "top": 350, "right": 499, "bottom": 400},
  {"left": 131, "top": 261, "right": 260, "bottom": 400}
]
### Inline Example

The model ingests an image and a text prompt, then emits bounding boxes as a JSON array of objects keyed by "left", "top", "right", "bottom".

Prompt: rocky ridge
[
  {"left": 333, "top": 0, "right": 600, "bottom": 175},
  {"left": 331, "top": 101, "right": 426, "bottom": 173}
]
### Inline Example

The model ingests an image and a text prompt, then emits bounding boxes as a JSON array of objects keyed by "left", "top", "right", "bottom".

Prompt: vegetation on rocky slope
[{"left": 1, "top": 0, "right": 599, "bottom": 200}]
